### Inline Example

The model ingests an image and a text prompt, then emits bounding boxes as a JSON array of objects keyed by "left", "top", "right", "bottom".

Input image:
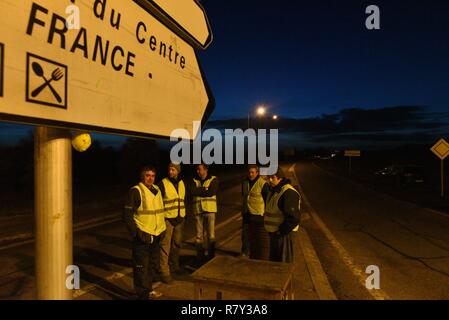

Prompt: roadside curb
[
  {"left": 285, "top": 164, "right": 337, "bottom": 300},
  {"left": 297, "top": 227, "right": 337, "bottom": 300},
  {"left": 290, "top": 163, "right": 391, "bottom": 300}
]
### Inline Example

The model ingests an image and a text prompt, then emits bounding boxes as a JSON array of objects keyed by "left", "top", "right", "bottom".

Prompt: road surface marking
[
  {"left": 0, "top": 213, "right": 122, "bottom": 251},
  {"left": 285, "top": 164, "right": 336, "bottom": 300},
  {"left": 75, "top": 213, "right": 242, "bottom": 299},
  {"left": 313, "top": 162, "right": 449, "bottom": 220},
  {"left": 73, "top": 270, "right": 137, "bottom": 299},
  {"left": 297, "top": 227, "right": 337, "bottom": 300},
  {"left": 185, "top": 212, "right": 241, "bottom": 243},
  {"left": 289, "top": 163, "right": 391, "bottom": 300}
]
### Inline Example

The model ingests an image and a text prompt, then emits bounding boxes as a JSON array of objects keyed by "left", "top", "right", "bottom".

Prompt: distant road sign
[
  {"left": 0, "top": 0, "right": 214, "bottom": 140},
  {"left": 431, "top": 139, "right": 449, "bottom": 160},
  {"left": 136, "top": 0, "right": 213, "bottom": 49},
  {"left": 344, "top": 150, "right": 361, "bottom": 157}
]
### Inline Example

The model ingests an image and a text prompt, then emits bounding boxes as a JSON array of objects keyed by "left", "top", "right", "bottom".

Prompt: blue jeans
[{"left": 195, "top": 212, "right": 216, "bottom": 245}]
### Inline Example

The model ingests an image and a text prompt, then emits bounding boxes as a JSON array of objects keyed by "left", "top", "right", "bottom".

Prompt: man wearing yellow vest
[
  {"left": 189, "top": 163, "right": 219, "bottom": 262},
  {"left": 123, "top": 166, "right": 166, "bottom": 300},
  {"left": 157, "top": 163, "right": 186, "bottom": 284},
  {"left": 265, "top": 167, "right": 301, "bottom": 263},
  {"left": 241, "top": 164, "right": 270, "bottom": 259}
]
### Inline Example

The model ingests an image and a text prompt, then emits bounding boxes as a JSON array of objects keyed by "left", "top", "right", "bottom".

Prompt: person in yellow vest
[
  {"left": 241, "top": 164, "right": 270, "bottom": 259},
  {"left": 157, "top": 163, "right": 186, "bottom": 284},
  {"left": 123, "top": 166, "right": 166, "bottom": 300},
  {"left": 188, "top": 163, "right": 219, "bottom": 262},
  {"left": 265, "top": 167, "right": 301, "bottom": 263}
]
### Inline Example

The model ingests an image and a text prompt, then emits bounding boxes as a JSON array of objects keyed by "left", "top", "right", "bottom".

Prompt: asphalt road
[
  {"left": 0, "top": 181, "right": 244, "bottom": 299},
  {"left": 295, "top": 161, "right": 449, "bottom": 299},
  {"left": 2, "top": 162, "right": 449, "bottom": 299}
]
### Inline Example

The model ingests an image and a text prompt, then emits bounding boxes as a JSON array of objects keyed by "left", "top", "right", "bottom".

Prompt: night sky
[{"left": 1, "top": 0, "right": 449, "bottom": 148}]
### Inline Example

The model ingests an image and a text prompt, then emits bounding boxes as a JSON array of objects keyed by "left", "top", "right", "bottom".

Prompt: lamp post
[{"left": 247, "top": 105, "right": 266, "bottom": 129}]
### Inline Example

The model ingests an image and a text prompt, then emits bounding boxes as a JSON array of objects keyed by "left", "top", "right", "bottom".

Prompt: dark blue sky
[
  {"left": 200, "top": 0, "right": 449, "bottom": 119},
  {"left": 1, "top": 0, "right": 449, "bottom": 148}
]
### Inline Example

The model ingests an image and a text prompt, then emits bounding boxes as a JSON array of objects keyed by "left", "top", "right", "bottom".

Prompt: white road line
[
  {"left": 289, "top": 163, "right": 391, "bottom": 300},
  {"left": 75, "top": 213, "right": 242, "bottom": 299},
  {"left": 285, "top": 164, "right": 336, "bottom": 300},
  {"left": 0, "top": 214, "right": 122, "bottom": 251},
  {"left": 185, "top": 212, "right": 241, "bottom": 243},
  {"left": 313, "top": 162, "right": 449, "bottom": 220},
  {"left": 297, "top": 227, "right": 337, "bottom": 300},
  {"left": 73, "top": 270, "right": 134, "bottom": 299}
]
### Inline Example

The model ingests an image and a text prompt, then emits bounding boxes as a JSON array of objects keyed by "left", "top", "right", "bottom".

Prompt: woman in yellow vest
[
  {"left": 123, "top": 166, "right": 166, "bottom": 300},
  {"left": 188, "top": 163, "right": 219, "bottom": 263},
  {"left": 265, "top": 167, "right": 301, "bottom": 263},
  {"left": 157, "top": 163, "right": 186, "bottom": 284},
  {"left": 241, "top": 165, "right": 270, "bottom": 260}
]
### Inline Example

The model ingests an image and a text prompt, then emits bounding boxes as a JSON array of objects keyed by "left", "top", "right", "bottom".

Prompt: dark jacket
[
  {"left": 187, "top": 174, "right": 219, "bottom": 198},
  {"left": 187, "top": 174, "right": 219, "bottom": 213},
  {"left": 269, "top": 178, "right": 301, "bottom": 235}
]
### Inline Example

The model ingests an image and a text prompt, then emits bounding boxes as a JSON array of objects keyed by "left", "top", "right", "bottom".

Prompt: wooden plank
[{"left": 191, "top": 256, "right": 294, "bottom": 291}]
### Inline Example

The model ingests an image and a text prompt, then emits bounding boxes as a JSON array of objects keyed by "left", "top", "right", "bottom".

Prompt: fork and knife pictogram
[{"left": 31, "top": 62, "right": 64, "bottom": 103}]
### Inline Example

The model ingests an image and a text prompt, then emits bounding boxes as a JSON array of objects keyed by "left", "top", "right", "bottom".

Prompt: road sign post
[
  {"left": 0, "top": 0, "right": 214, "bottom": 299},
  {"left": 344, "top": 150, "right": 361, "bottom": 175},
  {"left": 430, "top": 139, "right": 449, "bottom": 198},
  {"left": 35, "top": 127, "right": 72, "bottom": 299},
  {"left": 441, "top": 159, "right": 444, "bottom": 198}
]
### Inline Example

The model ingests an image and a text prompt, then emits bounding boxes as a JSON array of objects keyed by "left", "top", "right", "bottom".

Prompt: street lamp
[
  {"left": 272, "top": 115, "right": 278, "bottom": 120},
  {"left": 248, "top": 105, "right": 266, "bottom": 129}
]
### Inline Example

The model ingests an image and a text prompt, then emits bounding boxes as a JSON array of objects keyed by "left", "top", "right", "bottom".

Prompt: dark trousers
[
  {"left": 241, "top": 220, "right": 250, "bottom": 255},
  {"left": 269, "top": 232, "right": 295, "bottom": 263},
  {"left": 248, "top": 217, "right": 270, "bottom": 260},
  {"left": 132, "top": 235, "right": 160, "bottom": 298}
]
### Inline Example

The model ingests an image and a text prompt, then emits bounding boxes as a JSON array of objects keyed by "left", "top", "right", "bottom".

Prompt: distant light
[
  {"left": 272, "top": 115, "right": 278, "bottom": 120},
  {"left": 256, "top": 106, "right": 266, "bottom": 116}
]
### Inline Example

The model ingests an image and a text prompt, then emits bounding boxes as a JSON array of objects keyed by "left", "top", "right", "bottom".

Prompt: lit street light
[
  {"left": 248, "top": 105, "right": 267, "bottom": 129},
  {"left": 272, "top": 115, "right": 278, "bottom": 120}
]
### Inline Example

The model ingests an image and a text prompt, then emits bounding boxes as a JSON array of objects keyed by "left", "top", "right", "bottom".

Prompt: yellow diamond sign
[{"left": 431, "top": 139, "right": 449, "bottom": 160}]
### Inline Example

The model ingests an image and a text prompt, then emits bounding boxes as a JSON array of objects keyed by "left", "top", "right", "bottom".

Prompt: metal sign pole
[
  {"left": 34, "top": 126, "right": 73, "bottom": 300},
  {"left": 349, "top": 156, "right": 352, "bottom": 175},
  {"left": 441, "top": 159, "right": 444, "bottom": 198}
]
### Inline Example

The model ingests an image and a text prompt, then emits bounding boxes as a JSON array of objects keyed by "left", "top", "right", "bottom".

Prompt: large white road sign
[
  {"left": 0, "top": 0, "right": 214, "bottom": 140},
  {"left": 137, "top": 0, "right": 213, "bottom": 49}
]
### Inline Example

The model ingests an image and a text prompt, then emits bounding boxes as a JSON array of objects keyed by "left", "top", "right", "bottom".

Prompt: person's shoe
[
  {"left": 149, "top": 290, "right": 163, "bottom": 299},
  {"left": 161, "top": 274, "right": 173, "bottom": 284}
]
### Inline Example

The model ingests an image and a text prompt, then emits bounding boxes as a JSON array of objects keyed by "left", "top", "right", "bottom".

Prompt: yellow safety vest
[
  {"left": 161, "top": 178, "right": 186, "bottom": 219},
  {"left": 243, "top": 177, "right": 266, "bottom": 215},
  {"left": 264, "top": 184, "right": 300, "bottom": 233},
  {"left": 192, "top": 176, "right": 218, "bottom": 214},
  {"left": 132, "top": 183, "right": 166, "bottom": 236}
]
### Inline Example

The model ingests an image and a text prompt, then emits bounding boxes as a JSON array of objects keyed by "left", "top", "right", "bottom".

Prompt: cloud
[{"left": 207, "top": 106, "right": 449, "bottom": 147}]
